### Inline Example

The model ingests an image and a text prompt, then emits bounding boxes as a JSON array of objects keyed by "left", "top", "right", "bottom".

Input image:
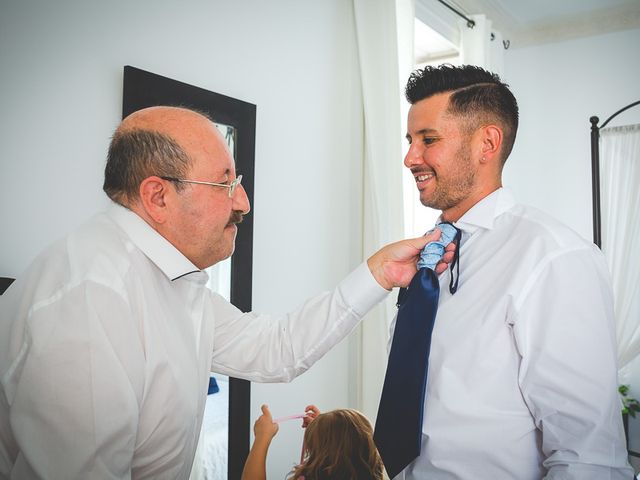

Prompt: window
[
  {"left": 414, "top": 18, "right": 460, "bottom": 68},
  {"left": 402, "top": 19, "right": 460, "bottom": 237}
]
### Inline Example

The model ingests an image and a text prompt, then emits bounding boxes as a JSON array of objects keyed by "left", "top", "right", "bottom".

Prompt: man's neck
[{"left": 441, "top": 183, "right": 502, "bottom": 223}]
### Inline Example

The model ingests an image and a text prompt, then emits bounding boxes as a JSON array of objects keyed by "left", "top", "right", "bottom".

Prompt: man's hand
[{"left": 367, "top": 228, "right": 456, "bottom": 290}]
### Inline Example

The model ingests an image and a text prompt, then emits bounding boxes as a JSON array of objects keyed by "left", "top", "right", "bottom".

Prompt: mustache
[{"left": 227, "top": 210, "right": 244, "bottom": 226}]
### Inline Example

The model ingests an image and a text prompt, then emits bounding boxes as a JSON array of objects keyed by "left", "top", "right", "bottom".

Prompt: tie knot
[{"left": 417, "top": 223, "right": 459, "bottom": 270}]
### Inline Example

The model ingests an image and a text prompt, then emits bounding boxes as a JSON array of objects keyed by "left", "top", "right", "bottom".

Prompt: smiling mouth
[{"left": 414, "top": 172, "right": 435, "bottom": 186}]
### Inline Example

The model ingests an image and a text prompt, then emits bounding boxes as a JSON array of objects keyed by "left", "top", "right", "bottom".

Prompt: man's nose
[
  {"left": 233, "top": 184, "right": 251, "bottom": 215},
  {"left": 404, "top": 144, "right": 423, "bottom": 169}
]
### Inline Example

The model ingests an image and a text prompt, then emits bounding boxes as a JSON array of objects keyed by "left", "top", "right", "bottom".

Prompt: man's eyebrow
[
  {"left": 406, "top": 128, "right": 439, "bottom": 140},
  {"left": 415, "top": 128, "right": 439, "bottom": 135},
  {"left": 209, "top": 168, "right": 231, "bottom": 182}
]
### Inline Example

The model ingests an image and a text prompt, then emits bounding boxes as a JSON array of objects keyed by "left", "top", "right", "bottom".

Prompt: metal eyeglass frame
[{"left": 160, "top": 175, "right": 243, "bottom": 198}]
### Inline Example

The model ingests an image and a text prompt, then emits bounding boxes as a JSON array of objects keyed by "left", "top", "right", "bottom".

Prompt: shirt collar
[
  {"left": 106, "top": 202, "right": 206, "bottom": 282},
  {"left": 440, "top": 187, "right": 516, "bottom": 236}
]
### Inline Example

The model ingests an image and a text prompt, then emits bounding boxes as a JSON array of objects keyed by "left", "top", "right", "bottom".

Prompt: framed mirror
[{"left": 122, "top": 65, "right": 254, "bottom": 479}]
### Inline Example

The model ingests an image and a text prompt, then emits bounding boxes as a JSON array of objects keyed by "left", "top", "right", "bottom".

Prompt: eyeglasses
[{"left": 160, "top": 175, "right": 243, "bottom": 198}]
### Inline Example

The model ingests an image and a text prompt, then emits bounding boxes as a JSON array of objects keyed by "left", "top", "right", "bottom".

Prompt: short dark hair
[
  {"left": 405, "top": 64, "right": 519, "bottom": 164},
  {"left": 103, "top": 129, "right": 191, "bottom": 205}
]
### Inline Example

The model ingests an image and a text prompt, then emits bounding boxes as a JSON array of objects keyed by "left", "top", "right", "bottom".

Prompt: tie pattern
[{"left": 374, "top": 223, "right": 461, "bottom": 478}]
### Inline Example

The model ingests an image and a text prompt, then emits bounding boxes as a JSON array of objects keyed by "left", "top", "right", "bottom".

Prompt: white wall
[
  {"left": 0, "top": 0, "right": 364, "bottom": 477},
  {"left": 503, "top": 27, "right": 640, "bottom": 240},
  {"left": 503, "top": 27, "right": 640, "bottom": 450}
]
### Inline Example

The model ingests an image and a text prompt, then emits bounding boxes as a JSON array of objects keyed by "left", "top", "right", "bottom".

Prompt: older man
[{"left": 0, "top": 106, "right": 451, "bottom": 479}]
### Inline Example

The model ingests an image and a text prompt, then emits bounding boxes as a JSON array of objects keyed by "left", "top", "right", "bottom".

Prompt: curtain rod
[
  {"left": 436, "top": 0, "right": 475, "bottom": 28},
  {"left": 435, "top": 0, "right": 510, "bottom": 49}
]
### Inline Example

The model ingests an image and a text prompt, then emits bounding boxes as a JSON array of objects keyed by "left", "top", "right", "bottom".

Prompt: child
[{"left": 241, "top": 404, "right": 384, "bottom": 480}]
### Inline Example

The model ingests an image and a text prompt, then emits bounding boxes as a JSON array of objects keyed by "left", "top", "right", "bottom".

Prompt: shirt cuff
[{"left": 338, "top": 262, "right": 390, "bottom": 317}]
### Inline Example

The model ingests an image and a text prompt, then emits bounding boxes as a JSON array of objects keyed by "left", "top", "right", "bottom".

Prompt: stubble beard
[{"left": 420, "top": 143, "right": 477, "bottom": 212}]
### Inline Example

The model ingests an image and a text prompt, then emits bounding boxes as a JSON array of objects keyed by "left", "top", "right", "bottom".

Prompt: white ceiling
[{"left": 419, "top": 0, "right": 640, "bottom": 51}]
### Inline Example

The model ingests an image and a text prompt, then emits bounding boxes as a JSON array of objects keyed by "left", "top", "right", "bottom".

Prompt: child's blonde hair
[{"left": 288, "top": 409, "right": 383, "bottom": 480}]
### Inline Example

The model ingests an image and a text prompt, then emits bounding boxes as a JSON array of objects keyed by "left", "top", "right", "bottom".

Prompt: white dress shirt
[
  {"left": 0, "top": 203, "right": 388, "bottom": 479},
  {"left": 396, "top": 188, "right": 633, "bottom": 479}
]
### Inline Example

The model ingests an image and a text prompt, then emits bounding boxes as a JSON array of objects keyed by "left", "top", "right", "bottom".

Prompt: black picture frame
[
  {"left": 122, "top": 65, "right": 254, "bottom": 479},
  {"left": 0, "top": 277, "right": 15, "bottom": 295}
]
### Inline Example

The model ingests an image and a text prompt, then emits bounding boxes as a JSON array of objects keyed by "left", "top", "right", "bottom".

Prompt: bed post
[{"left": 590, "top": 116, "right": 601, "bottom": 248}]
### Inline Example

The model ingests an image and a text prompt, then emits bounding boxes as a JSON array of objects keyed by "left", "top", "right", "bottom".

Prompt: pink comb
[{"left": 273, "top": 413, "right": 306, "bottom": 423}]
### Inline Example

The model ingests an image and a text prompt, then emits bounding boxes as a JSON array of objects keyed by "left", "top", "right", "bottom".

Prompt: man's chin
[
  {"left": 420, "top": 192, "right": 447, "bottom": 211},
  {"left": 419, "top": 196, "right": 438, "bottom": 209},
  {"left": 204, "top": 247, "right": 235, "bottom": 269},
  {"left": 220, "top": 238, "right": 236, "bottom": 260},
  {"left": 220, "top": 249, "right": 234, "bottom": 262}
]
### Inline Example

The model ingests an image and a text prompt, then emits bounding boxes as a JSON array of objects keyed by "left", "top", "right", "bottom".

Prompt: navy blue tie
[{"left": 374, "top": 223, "right": 461, "bottom": 478}]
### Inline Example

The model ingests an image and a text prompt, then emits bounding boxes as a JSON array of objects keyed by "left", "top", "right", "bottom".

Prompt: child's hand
[
  {"left": 243, "top": 405, "right": 278, "bottom": 480},
  {"left": 302, "top": 405, "right": 320, "bottom": 428},
  {"left": 254, "top": 405, "right": 279, "bottom": 441}
]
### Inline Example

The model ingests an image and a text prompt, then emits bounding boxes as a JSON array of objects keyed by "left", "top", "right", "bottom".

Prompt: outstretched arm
[
  {"left": 211, "top": 229, "right": 457, "bottom": 383},
  {"left": 242, "top": 405, "right": 279, "bottom": 480}
]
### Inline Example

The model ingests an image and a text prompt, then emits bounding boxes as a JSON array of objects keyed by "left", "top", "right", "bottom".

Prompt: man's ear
[
  {"left": 139, "top": 176, "right": 170, "bottom": 224},
  {"left": 479, "top": 125, "right": 503, "bottom": 164}
]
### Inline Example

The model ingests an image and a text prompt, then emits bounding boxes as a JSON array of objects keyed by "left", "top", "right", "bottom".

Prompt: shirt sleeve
[
  {"left": 209, "top": 262, "right": 389, "bottom": 382},
  {"left": 512, "top": 246, "right": 633, "bottom": 478},
  {"left": 3, "top": 282, "right": 141, "bottom": 479}
]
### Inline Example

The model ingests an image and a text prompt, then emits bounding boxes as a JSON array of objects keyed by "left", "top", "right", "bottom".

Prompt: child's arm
[{"left": 242, "top": 404, "right": 279, "bottom": 480}]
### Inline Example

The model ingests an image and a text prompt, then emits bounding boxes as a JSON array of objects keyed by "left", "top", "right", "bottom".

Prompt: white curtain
[
  {"left": 459, "top": 14, "right": 504, "bottom": 76},
  {"left": 600, "top": 124, "right": 640, "bottom": 379},
  {"left": 352, "top": 0, "right": 415, "bottom": 422}
]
